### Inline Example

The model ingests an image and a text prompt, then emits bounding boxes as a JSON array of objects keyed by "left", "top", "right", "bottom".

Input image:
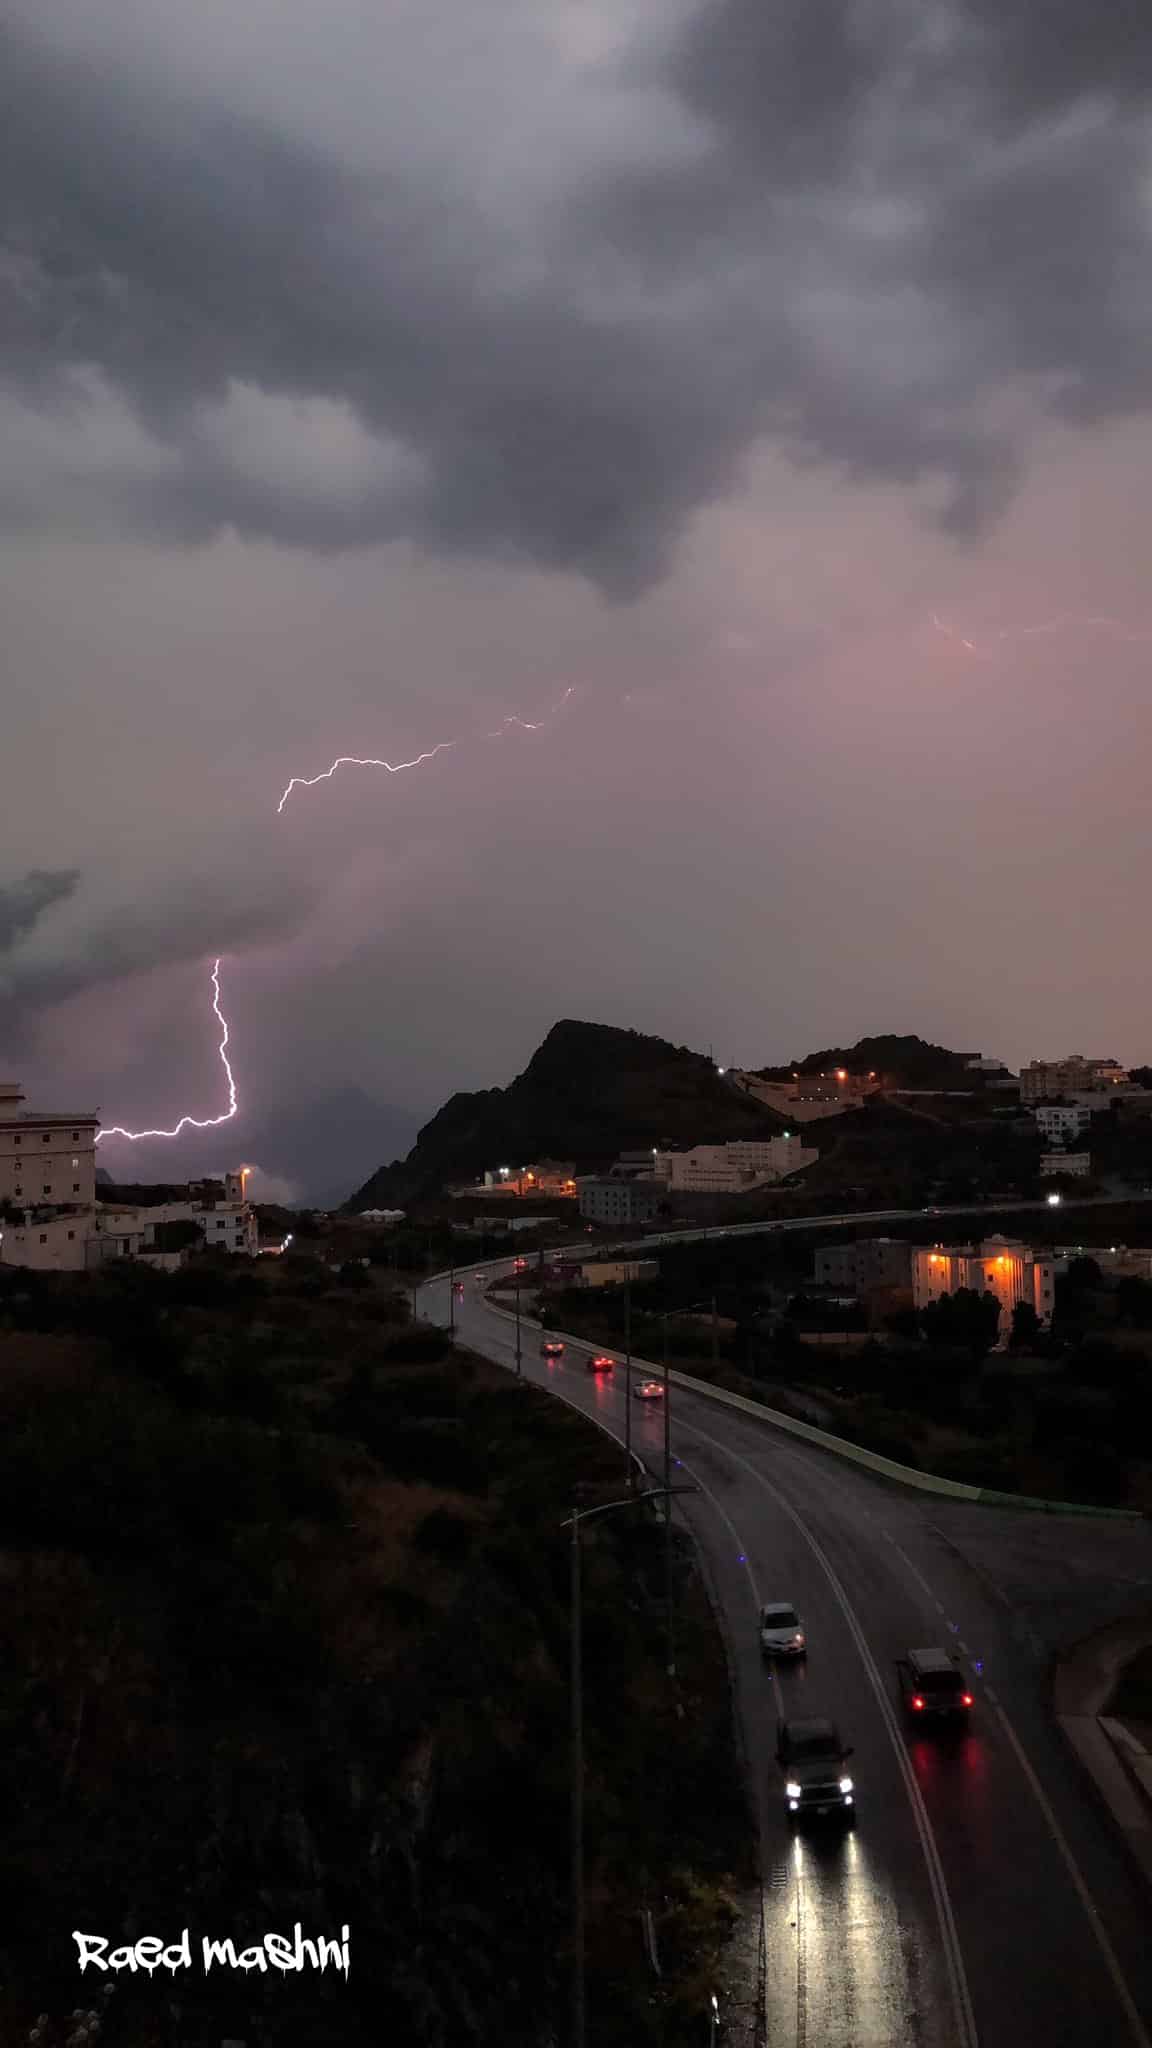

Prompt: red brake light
[
  {"left": 962, "top": 1694, "right": 973, "bottom": 1707},
  {"left": 912, "top": 1696, "right": 924, "bottom": 1710}
]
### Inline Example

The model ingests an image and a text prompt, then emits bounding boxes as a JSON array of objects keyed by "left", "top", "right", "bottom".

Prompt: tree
[
  {"left": 920, "top": 1287, "right": 1001, "bottom": 1358},
  {"left": 1010, "top": 1300, "right": 1041, "bottom": 1349},
  {"left": 1115, "top": 1276, "right": 1152, "bottom": 1329},
  {"left": 338, "top": 1260, "right": 371, "bottom": 1290}
]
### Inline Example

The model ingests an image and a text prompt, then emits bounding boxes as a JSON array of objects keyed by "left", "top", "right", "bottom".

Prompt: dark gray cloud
[
  {"left": 0, "top": 869, "right": 79, "bottom": 954},
  {"left": 2, "top": 2, "right": 1152, "bottom": 598}
]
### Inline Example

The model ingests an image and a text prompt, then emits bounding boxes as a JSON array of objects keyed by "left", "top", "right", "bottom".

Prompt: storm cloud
[
  {"left": 3, "top": 2, "right": 1152, "bottom": 594},
  {"left": 0, "top": 869, "right": 80, "bottom": 955}
]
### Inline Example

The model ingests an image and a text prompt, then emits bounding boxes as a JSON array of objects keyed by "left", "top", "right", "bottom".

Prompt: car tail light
[
  {"left": 912, "top": 1696, "right": 924, "bottom": 1710},
  {"left": 962, "top": 1693, "right": 973, "bottom": 1707}
]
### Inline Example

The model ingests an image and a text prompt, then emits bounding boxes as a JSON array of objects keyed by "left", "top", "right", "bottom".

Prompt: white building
[
  {"left": 726, "top": 1071, "right": 877, "bottom": 1123},
  {"left": 0, "top": 1083, "right": 99, "bottom": 1210},
  {"left": 653, "top": 1136, "right": 817, "bottom": 1194},
  {"left": 911, "top": 1236, "right": 1061, "bottom": 1328},
  {"left": 1, "top": 1159, "right": 257, "bottom": 1273},
  {"left": 1040, "top": 1150, "right": 1091, "bottom": 1179},
  {"left": 1033, "top": 1104, "right": 1093, "bottom": 1143}
]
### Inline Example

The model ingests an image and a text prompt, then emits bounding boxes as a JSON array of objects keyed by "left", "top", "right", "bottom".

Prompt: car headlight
[
  {"left": 793, "top": 1633, "right": 805, "bottom": 1646},
  {"left": 785, "top": 1781, "right": 802, "bottom": 1798},
  {"left": 838, "top": 1777, "right": 853, "bottom": 1794}
]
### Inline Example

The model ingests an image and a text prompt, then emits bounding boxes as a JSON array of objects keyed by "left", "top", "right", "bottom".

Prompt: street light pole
[
  {"left": 448, "top": 1245, "right": 456, "bottom": 1339},
  {"left": 514, "top": 1258, "right": 523, "bottom": 1376},
  {"left": 569, "top": 1498, "right": 584, "bottom": 2048},
  {"left": 623, "top": 1276, "right": 633, "bottom": 1486},
  {"left": 562, "top": 1484, "right": 698, "bottom": 2048},
  {"left": 711, "top": 1295, "right": 719, "bottom": 1377},
  {"left": 662, "top": 1315, "right": 674, "bottom": 1677}
]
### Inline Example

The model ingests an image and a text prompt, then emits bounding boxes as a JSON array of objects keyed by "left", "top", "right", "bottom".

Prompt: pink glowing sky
[{"left": 3, "top": 1, "right": 1152, "bottom": 1193}]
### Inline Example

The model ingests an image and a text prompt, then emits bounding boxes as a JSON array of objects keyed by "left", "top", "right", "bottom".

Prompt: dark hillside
[{"left": 351, "top": 1019, "right": 784, "bottom": 1206}]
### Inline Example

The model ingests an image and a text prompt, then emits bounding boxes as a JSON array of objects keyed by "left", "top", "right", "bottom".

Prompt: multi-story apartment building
[
  {"left": 911, "top": 1237, "right": 1062, "bottom": 1328},
  {"left": 1019, "top": 1056, "right": 1129, "bottom": 1102},
  {"left": 1040, "top": 1151, "right": 1091, "bottom": 1178},
  {"left": 814, "top": 1238, "right": 913, "bottom": 1292},
  {"left": 0, "top": 1083, "right": 99, "bottom": 1210},
  {"left": 0, "top": 1155, "right": 255, "bottom": 1277},
  {"left": 653, "top": 1136, "right": 817, "bottom": 1193},
  {"left": 1032, "top": 1103, "right": 1094, "bottom": 1143},
  {"left": 576, "top": 1177, "right": 665, "bottom": 1225}
]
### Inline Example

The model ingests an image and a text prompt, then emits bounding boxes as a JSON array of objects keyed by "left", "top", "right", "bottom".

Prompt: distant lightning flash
[
  {"left": 97, "top": 957, "right": 238, "bottom": 1143},
  {"left": 106, "top": 688, "right": 575, "bottom": 1141},
  {"left": 932, "top": 611, "right": 1152, "bottom": 658}
]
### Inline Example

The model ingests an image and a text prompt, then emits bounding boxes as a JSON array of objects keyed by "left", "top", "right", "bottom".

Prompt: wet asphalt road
[{"left": 423, "top": 1270, "right": 1152, "bottom": 2048}]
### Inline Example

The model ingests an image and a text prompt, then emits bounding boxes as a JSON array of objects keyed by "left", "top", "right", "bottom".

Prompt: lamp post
[
  {"left": 562, "top": 1484, "right": 699, "bottom": 2048},
  {"left": 623, "top": 1275, "right": 633, "bottom": 1486},
  {"left": 514, "top": 1257, "right": 523, "bottom": 1376},
  {"left": 662, "top": 1315, "right": 673, "bottom": 1676},
  {"left": 448, "top": 1244, "right": 456, "bottom": 1339}
]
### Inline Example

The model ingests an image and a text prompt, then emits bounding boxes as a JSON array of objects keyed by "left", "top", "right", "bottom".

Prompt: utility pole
[
  {"left": 569, "top": 1492, "right": 584, "bottom": 2048},
  {"left": 623, "top": 1275, "right": 633, "bottom": 1486},
  {"left": 711, "top": 1295, "right": 719, "bottom": 1377},
  {"left": 562, "top": 1484, "right": 698, "bottom": 2048},
  {"left": 448, "top": 1245, "right": 456, "bottom": 1339},
  {"left": 514, "top": 1258, "right": 523, "bottom": 1376},
  {"left": 663, "top": 1314, "right": 674, "bottom": 1678}
]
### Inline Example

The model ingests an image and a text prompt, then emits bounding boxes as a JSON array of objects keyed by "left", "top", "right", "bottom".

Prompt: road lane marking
[
  {"left": 877, "top": 1526, "right": 1152, "bottom": 2048},
  {"left": 678, "top": 1416, "right": 979, "bottom": 2048}
]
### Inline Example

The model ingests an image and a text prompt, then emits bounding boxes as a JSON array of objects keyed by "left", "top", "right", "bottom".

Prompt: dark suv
[{"left": 776, "top": 1717, "right": 855, "bottom": 1820}]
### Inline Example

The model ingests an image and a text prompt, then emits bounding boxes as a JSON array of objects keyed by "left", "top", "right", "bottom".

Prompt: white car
[{"left": 760, "top": 1602, "right": 806, "bottom": 1658}]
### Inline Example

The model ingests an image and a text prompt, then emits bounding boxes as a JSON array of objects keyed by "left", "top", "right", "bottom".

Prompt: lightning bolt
[
  {"left": 932, "top": 612, "right": 1152, "bottom": 657},
  {"left": 275, "top": 687, "right": 574, "bottom": 814},
  {"left": 97, "top": 958, "right": 238, "bottom": 1143},
  {"left": 105, "top": 686, "right": 576, "bottom": 1141}
]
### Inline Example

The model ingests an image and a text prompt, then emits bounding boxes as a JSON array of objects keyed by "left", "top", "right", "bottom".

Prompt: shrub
[{"left": 413, "top": 1507, "right": 477, "bottom": 1562}]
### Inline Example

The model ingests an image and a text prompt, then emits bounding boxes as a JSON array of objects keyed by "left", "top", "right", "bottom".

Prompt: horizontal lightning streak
[
  {"left": 275, "top": 688, "right": 574, "bottom": 814},
  {"left": 932, "top": 611, "right": 1152, "bottom": 657}
]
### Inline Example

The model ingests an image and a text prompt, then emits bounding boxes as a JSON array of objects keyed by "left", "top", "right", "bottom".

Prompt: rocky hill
[
  {"left": 349, "top": 1019, "right": 785, "bottom": 1207},
  {"left": 756, "top": 1033, "right": 988, "bottom": 1087}
]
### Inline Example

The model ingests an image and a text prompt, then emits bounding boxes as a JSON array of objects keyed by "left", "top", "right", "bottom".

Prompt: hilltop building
[
  {"left": 1019, "top": 1056, "right": 1129, "bottom": 1102},
  {"left": 653, "top": 1136, "right": 817, "bottom": 1194}
]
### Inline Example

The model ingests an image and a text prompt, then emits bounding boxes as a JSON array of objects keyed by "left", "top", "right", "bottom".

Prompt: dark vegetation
[
  {"left": 350, "top": 1018, "right": 784, "bottom": 1207},
  {"left": 0, "top": 1260, "right": 749, "bottom": 2047}
]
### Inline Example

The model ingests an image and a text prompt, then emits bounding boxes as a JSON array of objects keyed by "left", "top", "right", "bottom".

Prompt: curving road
[{"left": 421, "top": 1266, "right": 1152, "bottom": 2048}]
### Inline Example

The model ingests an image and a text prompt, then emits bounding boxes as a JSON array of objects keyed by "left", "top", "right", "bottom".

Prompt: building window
[
  {"left": 42, "top": 1134, "right": 50, "bottom": 1143},
  {"left": 43, "top": 1185, "right": 52, "bottom": 1195},
  {"left": 13, "top": 1186, "right": 21, "bottom": 1197},
  {"left": 67, "top": 1231, "right": 75, "bottom": 1241},
  {"left": 39, "top": 1233, "right": 47, "bottom": 1244},
  {"left": 73, "top": 1183, "right": 80, "bottom": 1193},
  {"left": 13, "top": 1135, "right": 20, "bottom": 1145},
  {"left": 72, "top": 1131, "right": 79, "bottom": 1141}
]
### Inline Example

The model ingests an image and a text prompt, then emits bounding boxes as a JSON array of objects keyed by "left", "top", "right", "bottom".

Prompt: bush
[
  {"left": 373, "top": 1420, "right": 489, "bottom": 1493},
  {"left": 383, "top": 1326, "right": 453, "bottom": 1366},
  {"left": 413, "top": 1507, "right": 477, "bottom": 1562}
]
